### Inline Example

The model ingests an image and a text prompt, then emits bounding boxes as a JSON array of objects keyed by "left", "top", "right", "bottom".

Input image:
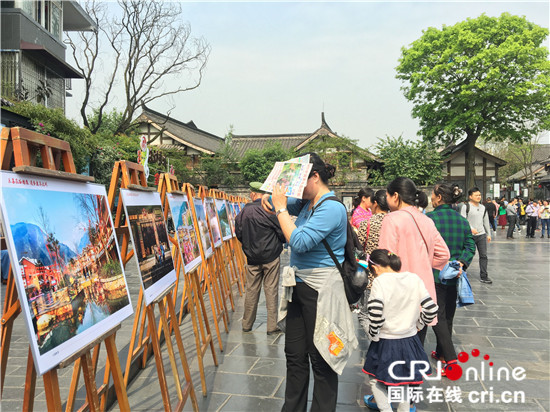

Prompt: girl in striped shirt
[{"left": 362, "top": 249, "right": 438, "bottom": 412}]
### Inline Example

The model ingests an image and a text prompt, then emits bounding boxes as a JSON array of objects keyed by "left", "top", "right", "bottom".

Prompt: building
[
  {"left": 440, "top": 140, "right": 507, "bottom": 199},
  {"left": 1, "top": 0, "right": 96, "bottom": 111},
  {"left": 506, "top": 144, "right": 550, "bottom": 199}
]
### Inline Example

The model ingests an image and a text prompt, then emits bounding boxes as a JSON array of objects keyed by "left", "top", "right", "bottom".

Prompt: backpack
[{"left": 311, "top": 196, "right": 367, "bottom": 304}]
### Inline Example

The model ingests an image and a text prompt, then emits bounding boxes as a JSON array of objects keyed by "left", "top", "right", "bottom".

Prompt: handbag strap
[{"left": 403, "top": 209, "right": 429, "bottom": 255}]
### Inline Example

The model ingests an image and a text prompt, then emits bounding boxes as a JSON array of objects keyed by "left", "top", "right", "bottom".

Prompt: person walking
[
  {"left": 427, "top": 183, "right": 475, "bottom": 376},
  {"left": 525, "top": 200, "right": 540, "bottom": 238},
  {"left": 235, "top": 182, "right": 286, "bottom": 335},
  {"left": 461, "top": 187, "right": 492, "bottom": 284},
  {"left": 539, "top": 200, "right": 550, "bottom": 238},
  {"left": 506, "top": 198, "right": 519, "bottom": 239},
  {"left": 497, "top": 202, "right": 508, "bottom": 230},
  {"left": 351, "top": 187, "right": 374, "bottom": 229},
  {"left": 378, "top": 177, "right": 450, "bottom": 344},
  {"left": 362, "top": 250, "right": 438, "bottom": 412},
  {"left": 484, "top": 197, "right": 497, "bottom": 233},
  {"left": 264, "top": 153, "right": 357, "bottom": 412}
]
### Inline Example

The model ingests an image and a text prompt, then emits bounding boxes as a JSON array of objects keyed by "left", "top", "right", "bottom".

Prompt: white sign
[
  {"left": 514, "top": 183, "right": 520, "bottom": 193},
  {"left": 493, "top": 183, "right": 500, "bottom": 198},
  {"left": 523, "top": 189, "right": 529, "bottom": 198}
]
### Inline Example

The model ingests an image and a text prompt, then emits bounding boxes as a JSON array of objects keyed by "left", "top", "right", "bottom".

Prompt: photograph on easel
[
  {"left": 120, "top": 189, "right": 177, "bottom": 305},
  {"left": 166, "top": 193, "right": 202, "bottom": 273},
  {"left": 215, "top": 199, "right": 232, "bottom": 241},
  {"left": 193, "top": 198, "right": 213, "bottom": 259},
  {"left": 227, "top": 202, "right": 237, "bottom": 237},
  {"left": 0, "top": 171, "right": 133, "bottom": 375},
  {"left": 204, "top": 197, "right": 222, "bottom": 248}
]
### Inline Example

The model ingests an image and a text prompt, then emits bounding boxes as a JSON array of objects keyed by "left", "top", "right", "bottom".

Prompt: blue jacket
[{"left": 439, "top": 261, "right": 474, "bottom": 307}]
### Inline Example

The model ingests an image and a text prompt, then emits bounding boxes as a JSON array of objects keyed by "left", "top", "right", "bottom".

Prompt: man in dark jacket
[
  {"left": 483, "top": 197, "right": 497, "bottom": 233},
  {"left": 236, "top": 182, "right": 286, "bottom": 334}
]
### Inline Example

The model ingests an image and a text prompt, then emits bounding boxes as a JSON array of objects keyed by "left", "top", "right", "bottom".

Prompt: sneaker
[
  {"left": 410, "top": 404, "right": 417, "bottom": 412},
  {"left": 364, "top": 395, "right": 379, "bottom": 411},
  {"left": 267, "top": 328, "right": 283, "bottom": 335},
  {"left": 480, "top": 278, "right": 493, "bottom": 284}
]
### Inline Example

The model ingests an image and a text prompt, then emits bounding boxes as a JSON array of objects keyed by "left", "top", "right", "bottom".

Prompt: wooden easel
[
  {"left": 109, "top": 162, "right": 198, "bottom": 411},
  {"left": 210, "top": 190, "right": 244, "bottom": 297},
  {"left": 183, "top": 184, "right": 228, "bottom": 352},
  {"left": 230, "top": 196, "right": 247, "bottom": 281},
  {"left": 0, "top": 127, "right": 130, "bottom": 411},
  {"left": 161, "top": 178, "right": 219, "bottom": 397}
]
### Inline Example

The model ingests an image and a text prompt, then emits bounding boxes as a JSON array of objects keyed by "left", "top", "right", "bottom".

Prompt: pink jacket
[{"left": 378, "top": 206, "right": 450, "bottom": 306}]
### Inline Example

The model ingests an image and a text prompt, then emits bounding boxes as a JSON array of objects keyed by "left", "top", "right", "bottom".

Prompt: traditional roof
[
  {"left": 136, "top": 105, "right": 224, "bottom": 154},
  {"left": 441, "top": 139, "right": 507, "bottom": 166}
]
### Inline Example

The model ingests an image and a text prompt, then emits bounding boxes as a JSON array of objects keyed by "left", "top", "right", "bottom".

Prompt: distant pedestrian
[
  {"left": 539, "top": 200, "right": 550, "bottom": 238},
  {"left": 484, "top": 197, "right": 497, "bottom": 232},
  {"left": 461, "top": 187, "right": 492, "bottom": 284},
  {"left": 235, "top": 182, "right": 286, "bottom": 335},
  {"left": 525, "top": 200, "right": 540, "bottom": 238},
  {"left": 506, "top": 198, "right": 518, "bottom": 239},
  {"left": 351, "top": 187, "right": 374, "bottom": 229},
  {"left": 497, "top": 202, "right": 507, "bottom": 229}
]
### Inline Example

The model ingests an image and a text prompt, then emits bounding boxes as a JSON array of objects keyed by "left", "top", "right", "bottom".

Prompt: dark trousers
[
  {"left": 432, "top": 283, "right": 458, "bottom": 362},
  {"left": 488, "top": 215, "right": 496, "bottom": 232},
  {"left": 282, "top": 282, "right": 338, "bottom": 412},
  {"left": 473, "top": 234, "right": 488, "bottom": 279},
  {"left": 507, "top": 215, "right": 517, "bottom": 238},
  {"left": 527, "top": 216, "right": 537, "bottom": 237}
]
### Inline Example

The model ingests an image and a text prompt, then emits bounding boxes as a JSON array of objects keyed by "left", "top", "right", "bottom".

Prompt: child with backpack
[{"left": 362, "top": 249, "right": 438, "bottom": 412}]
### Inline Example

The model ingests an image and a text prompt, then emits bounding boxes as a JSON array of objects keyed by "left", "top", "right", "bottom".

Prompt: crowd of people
[{"left": 234, "top": 151, "right": 548, "bottom": 412}]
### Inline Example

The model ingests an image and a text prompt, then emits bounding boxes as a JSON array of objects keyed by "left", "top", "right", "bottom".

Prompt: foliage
[
  {"left": 239, "top": 142, "right": 294, "bottom": 183},
  {"left": 7, "top": 101, "right": 95, "bottom": 173},
  {"left": 370, "top": 136, "right": 442, "bottom": 186},
  {"left": 197, "top": 138, "right": 243, "bottom": 188},
  {"left": 99, "top": 260, "right": 122, "bottom": 279},
  {"left": 396, "top": 13, "right": 550, "bottom": 188}
]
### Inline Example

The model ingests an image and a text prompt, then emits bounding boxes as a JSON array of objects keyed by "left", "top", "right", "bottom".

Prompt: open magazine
[{"left": 260, "top": 154, "right": 312, "bottom": 199}]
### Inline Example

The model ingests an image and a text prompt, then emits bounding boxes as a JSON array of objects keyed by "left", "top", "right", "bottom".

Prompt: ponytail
[{"left": 369, "top": 249, "right": 402, "bottom": 272}]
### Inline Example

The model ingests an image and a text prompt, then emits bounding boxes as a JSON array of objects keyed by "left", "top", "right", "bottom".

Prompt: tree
[
  {"left": 369, "top": 136, "right": 442, "bottom": 186},
  {"left": 240, "top": 142, "right": 294, "bottom": 183},
  {"left": 66, "top": 0, "right": 210, "bottom": 134},
  {"left": 396, "top": 13, "right": 550, "bottom": 191}
]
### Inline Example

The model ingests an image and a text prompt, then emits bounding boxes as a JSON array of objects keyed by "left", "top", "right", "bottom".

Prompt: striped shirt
[{"left": 365, "top": 271, "right": 438, "bottom": 341}]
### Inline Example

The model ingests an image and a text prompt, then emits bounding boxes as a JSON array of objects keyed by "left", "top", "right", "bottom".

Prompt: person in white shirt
[{"left": 362, "top": 249, "right": 438, "bottom": 412}]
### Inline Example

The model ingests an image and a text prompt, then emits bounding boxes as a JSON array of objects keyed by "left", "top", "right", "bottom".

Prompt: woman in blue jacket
[{"left": 263, "top": 153, "right": 357, "bottom": 412}]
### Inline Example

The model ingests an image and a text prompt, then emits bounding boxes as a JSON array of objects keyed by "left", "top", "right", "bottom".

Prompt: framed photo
[
  {"left": 193, "top": 198, "right": 213, "bottom": 259},
  {"left": 227, "top": 202, "right": 236, "bottom": 237},
  {"left": 204, "top": 197, "right": 222, "bottom": 248},
  {"left": 215, "top": 199, "right": 233, "bottom": 241},
  {"left": 342, "top": 196, "right": 354, "bottom": 213},
  {"left": 166, "top": 193, "right": 202, "bottom": 273},
  {"left": 120, "top": 189, "right": 176, "bottom": 306},
  {"left": 0, "top": 171, "right": 133, "bottom": 375}
]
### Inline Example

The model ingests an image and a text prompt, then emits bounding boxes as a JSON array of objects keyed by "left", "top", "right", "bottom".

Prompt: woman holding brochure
[{"left": 262, "top": 152, "right": 357, "bottom": 412}]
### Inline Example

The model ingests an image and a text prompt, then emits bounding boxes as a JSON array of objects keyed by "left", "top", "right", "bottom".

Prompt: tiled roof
[
  {"left": 231, "top": 134, "right": 310, "bottom": 157},
  {"left": 137, "top": 106, "right": 224, "bottom": 154}
]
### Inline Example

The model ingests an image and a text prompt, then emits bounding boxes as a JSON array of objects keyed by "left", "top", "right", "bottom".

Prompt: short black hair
[{"left": 468, "top": 187, "right": 481, "bottom": 196}]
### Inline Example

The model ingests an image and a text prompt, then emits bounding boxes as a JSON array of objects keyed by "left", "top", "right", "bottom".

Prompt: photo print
[
  {"left": 166, "top": 193, "right": 202, "bottom": 273},
  {"left": 120, "top": 189, "right": 177, "bottom": 305},
  {"left": 215, "top": 199, "right": 232, "bottom": 241},
  {"left": 204, "top": 197, "right": 222, "bottom": 248},
  {"left": 0, "top": 171, "right": 133, "bottom": 375},
  {"left": 193, "top": 198, "right": 213, "bottom": 259}
]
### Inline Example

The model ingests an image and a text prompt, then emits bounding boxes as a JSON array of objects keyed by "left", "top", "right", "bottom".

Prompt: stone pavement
[{"left": 1, "top": 229, "right": 549, "bottom": 411}]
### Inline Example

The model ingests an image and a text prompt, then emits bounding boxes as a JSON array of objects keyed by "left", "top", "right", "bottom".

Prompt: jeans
[
  {"left": 541, "top": 219, "right": 550, "bottom": 237},
  {"left": 473, "top": 234, "right": 488, "bottom": 279},
  {"left": 283, "top": 282, "right": 338, "bottom": 412},
  {"left": 507, "top": 215, "right": 517, "bottom": 238}
]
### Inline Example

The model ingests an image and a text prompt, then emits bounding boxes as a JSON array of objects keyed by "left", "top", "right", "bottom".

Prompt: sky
[{"left": 65, "top": 1, "right": 550, "bottom": 150}]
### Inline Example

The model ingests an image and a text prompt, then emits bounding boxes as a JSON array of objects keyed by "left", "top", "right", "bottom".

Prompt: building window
[{"left": 0, "top": 52, "right": 20, "bottom": 100}]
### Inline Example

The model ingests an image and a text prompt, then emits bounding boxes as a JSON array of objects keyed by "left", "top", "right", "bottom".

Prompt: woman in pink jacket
[{"left": 378, "top": 177, "right": 450, "bottom": 344}]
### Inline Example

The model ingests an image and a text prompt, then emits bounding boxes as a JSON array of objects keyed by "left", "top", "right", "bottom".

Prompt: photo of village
[
  {"left": 2, "top": 187, "right": 131, "bottom": 356},
  {"left": 126, "top": 205, "right": 175, "bottom": 288},
  {"left": 167, "top": 194, "right": 202, "bottom": 273}
]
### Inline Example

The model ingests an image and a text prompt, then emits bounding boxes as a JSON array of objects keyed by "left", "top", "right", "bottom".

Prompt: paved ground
[{"left": 1, "top": 227, "right": 549, "bottom": 411}]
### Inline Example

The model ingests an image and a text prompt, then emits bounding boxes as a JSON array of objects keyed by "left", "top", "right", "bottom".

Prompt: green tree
[
  {"left": 371, "top": 136, "right": 442, "bottom": 186},
  {"left": 396, "top": 13, "right": 550, "bottom": 191},
  {"left": 239, "top": 142, "right": 294, "bottom": 183}
]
